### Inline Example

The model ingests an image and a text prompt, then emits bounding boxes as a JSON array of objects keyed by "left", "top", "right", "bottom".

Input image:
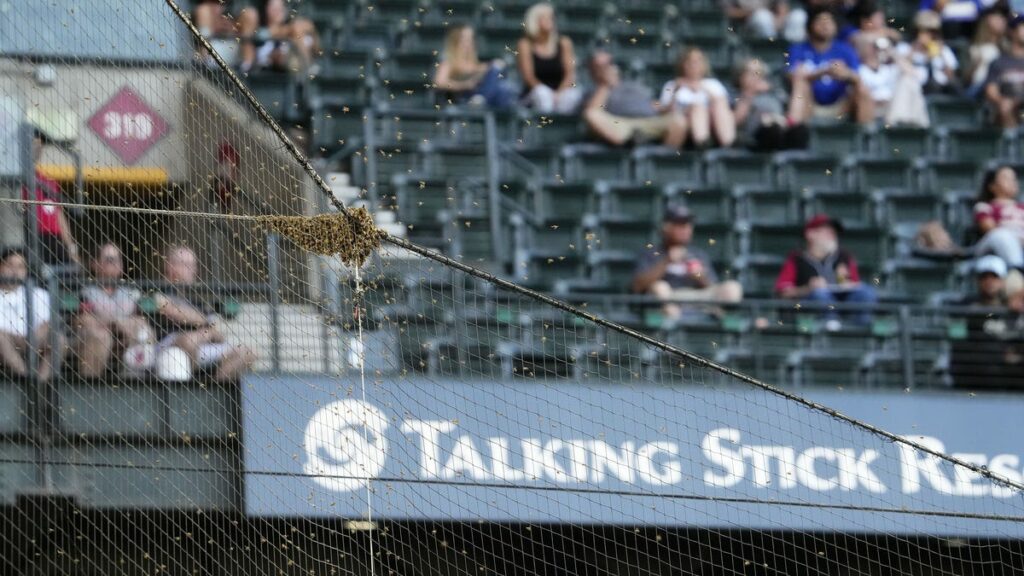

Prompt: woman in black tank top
[{"left": 517, "top": 3, "right": 582, "bottom": 114}]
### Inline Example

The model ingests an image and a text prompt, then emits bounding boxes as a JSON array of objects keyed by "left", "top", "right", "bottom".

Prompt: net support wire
[{"left": 132, "top": 0, "right": 1014, "bottom": 496}]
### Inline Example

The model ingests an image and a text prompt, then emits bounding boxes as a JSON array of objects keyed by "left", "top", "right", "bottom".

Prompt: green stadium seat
[
  {"left": 587, "top": 216, "right": 655, "bottom": 255},
  {"left": 732, "top": 185, "right": 798, "bottom": 225},
  {"left": 588, "top": 251, "right": 638, "bottom": 292},
  {"left": 917, "top": 159, "right": 979, "bottom": 194},
  {"left": 691, "top": 221, "right": 739, "bottom": 266},
  {"left": 610, "top": 5, "right": 674, "bottom": 33},
  {"left": 377, "top": 111, "right": 444, "bottom": 146},
  {"left": 475, "top": 23, "right": 524, "bottom": 60},
  {"left": 808, "top": 122, "right": 868, "bottom": 158},
  {"left": 774, "top": 152, "right": 841, "bottom": 193},
  {"left": 422, "top": 0, "right": 481, "bottom": 23},
  {"left": 632, "top": 147, "right": 702, "bottom": 186},
  {"left": 533, "top": 181, "right": 599, "bottom": 220},
  {"left": 840, "top": 225, "right": 888, "bottom": 280},
  {"left": 522, "top": 251, "right": 587, "bottom": 292},
  {"left": 245, "top": 72, "right": 302, "bottom": 122},
  {"left": 446, "top": 213, "right": 497, "bottom": 265},
  {"left": 938, "top": 126, "right": 1014, "bottom": 163},
  {"left": 875, "top": 126, "right": 934, "bottom": 159},
  {"left": 480, "top": 0, "right": 535, "bottom": 24},
  {"left": 802, "top": 187, "right": 872, "bottom": 223},
  {"left": 881, "top": 258, "right": 954, "bottom": 299},
  {"left": 734, "top": 254, "right": 785, "bottom": 297},
  {"left": 847, "top": 157, "right": 914, "bottom": 191},
  {"left": 355, "top": 0, "right": 420, "bottom": 22},
  {"left": 871, "top": 187, "right": 940, "bottom": 226},
  {"left": 563, "top": 143, "right": 632, "bottom": 182},
  {"left": 422, "top": 143, "right": 488, "bottom": 178},
  {"left": 680, "top": 9, "right": 728, "bottom": 39},
  {"left": 394, "top": 175, "right": 456, "bottom": 234},
  {"left": 516, "top": 113, "right": 583, "bottom": 148},
  {"left": 927, "top": 95, "right": 980, "bottom": 129},
  {"left": 0, "top": 442, "right": 39, "bottom": 505},
  {"left": 398, "top": 21, "right": 453, "bottom": 53},
  {"left": 740, "top": 37, "right": 788, "bottom": 72},
  {"left": 598, "top": 30, "right": 675, "bottom": 64},
  {"left": 746, "top": 223, "right": 801, "bottom": 259},
  {"left": 0, "top": 381, "right": 26, "bottom": 434},
  {"left": 598, "top": 181, "right": 664, "bottom": 222},
  {"left": 311, "top": 104, "right": 366, "bottom": 156},
  {"left": 785, "top": 347, "right": 867, "bottom": 387},
  {"left": 668, "top": 185, "right": 732, "bottom": 222},
  {"left": 344, "top": 21, "right": 395, "bottom": 52},
  {"left": 705, "top": 150, "right": 771, "bottom": 189}
]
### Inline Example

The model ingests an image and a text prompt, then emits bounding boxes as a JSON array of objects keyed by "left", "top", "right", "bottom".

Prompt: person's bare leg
[
  {"left": 787, "top": 74, "right": 814, "bottom": 124},
  {"left": 76, "top": 313, "right": 114, "bottom": 378},
  {"left": 687, "top": 103, "right": 711, "bottom": 147},
  {"left": 215, "top": 346, "right": 256, "bottom": 382},
  {"left": 0, "top": 332, "right": 27, "bottom": 376},
  {"left": 584, "top": 109, "right": 629, "bottom": 146},
  {"left": 33, "top": 324, "right": 57, "bottom": 383},
  {"left": 852, "top": 84, "right": 875, "bottom": 125},
  {"left": 661, "top": 112, "right": 688, "bottom": 148},
  {"left": 709, "top": 94, "right": 736, "bottom": 147}
]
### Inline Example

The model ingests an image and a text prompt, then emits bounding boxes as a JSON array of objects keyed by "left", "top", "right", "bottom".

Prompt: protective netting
[{"left": 0, "top": 1, "right": 1023, "bottom": 575}]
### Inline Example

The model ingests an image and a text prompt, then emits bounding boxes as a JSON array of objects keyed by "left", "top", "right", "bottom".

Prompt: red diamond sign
[{"left": 87, "top": 86, "right": 169, "bottom": 165}]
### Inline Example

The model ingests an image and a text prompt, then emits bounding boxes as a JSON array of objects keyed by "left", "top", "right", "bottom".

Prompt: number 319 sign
[{"left": 87, "top": 86, "right": 169, "bottom": 165}]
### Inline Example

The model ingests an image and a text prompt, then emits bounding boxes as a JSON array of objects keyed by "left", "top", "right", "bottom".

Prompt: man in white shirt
[{"left": 0, "top": 247, "right": 63, "bottom": 381}]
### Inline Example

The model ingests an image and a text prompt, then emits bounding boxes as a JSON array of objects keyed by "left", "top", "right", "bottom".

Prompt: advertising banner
[{"left": 242, "top": 375, "right": 1024, "bottom": 536}]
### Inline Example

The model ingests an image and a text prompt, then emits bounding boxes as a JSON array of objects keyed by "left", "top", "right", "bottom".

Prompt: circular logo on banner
[{"left": 303, "top": 400, "right": 389, "bottom": 492}]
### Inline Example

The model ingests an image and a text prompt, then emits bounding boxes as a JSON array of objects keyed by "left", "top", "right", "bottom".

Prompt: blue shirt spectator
[{"left": 788, "top": 34, "right": 861, "bottom": 105}]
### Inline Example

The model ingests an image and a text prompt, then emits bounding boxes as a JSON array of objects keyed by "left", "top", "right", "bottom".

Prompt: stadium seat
[
  {"left": 516, "top": 113, "right": 583, "bottom": 149},
  {"left": 632, "top": 147, "right": 702, "bottom": 186},
  {"left": 871, "top": 187, "right": 941, "bottom": 226},
  {"left": 586, "top": 215, "right": 655, "bottom": 255},
  {"left": 354, "top": 0, "right": 421, "bottom": 22},
  {"left": 740, "top": 37, "right": 788, "bottom": 72},
  {"left": 587, "top": 251, "right": 639, "bottom": 292},
  {"left": 610, "top": 5, "right": 674, "bottom": 33},
  {"left": 311, "top": 104, "right": 366, "bottom": 156},
  {"left": 881, "top": 258, "right": 954, "bottom": 300},
  {"left": 421, "top": 142, "right": 489, "bottom": 178},
  {"left": 397, "top": 21, "right": 453, "bottom": 53},
  {"left": 808, "top": 122, "right": 868, "bottom": 158},
  {"left": 732, "top": 185, "right": 799, "bottom": 225},
  {"left": 562, "top": 143, "right": 632, "bottom": 183},
  {"left": 927, "top": 95, "right": 981, "bottom": 129},
  {"left": 245, "top": 72, "right": 302, "bottom": 122},
  {"left": 875, "top": 125, "right": 934, "bottom": 159},
  {"left": 667, "top": 185, "right": 732, "bottom": 223},
  {"left": 774, "top": 152, "right": 841, "bottom": 193},
  {"left": 802, "top": 186, "right": 873, "bottom": 223},
  {"left": 937, "top": 126, "right": 1014, "bottom": 164},
  {"left": 597, "top": 30, "right": 675, "bottom": 64},
  {"left": 420, "top": 0, "right": 480, "bottom": 23},
  {"left": 746, "top": 223, "right": 800, "bottom": 259},
  {"left": 394, "top": 176, "right": 457, "bottom": 240},
  {"left": 705, "top": 150, "right": 771, "bottom": 189},
  {"left": 916, "top": 159, "right": 979, "bottom": 195},
  {"left": 533, "top": 181, "right": 599, "bottom": 220},
  {"left": 734, "top": 253, "right": 785, "bottom": 297},
  {"left": 847, "top": 157, "right": 914, "bottom": 191},
  {"left": 343, "top": 21, "right": 396, "bottom": 52},
  {"left": 597, "top": 181, "right": 664, "bottom": 222}
]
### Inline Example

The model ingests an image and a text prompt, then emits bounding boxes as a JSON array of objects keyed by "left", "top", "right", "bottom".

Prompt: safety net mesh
[{"left": 0, "top": 1, "right": 1022, "bottom": 575}]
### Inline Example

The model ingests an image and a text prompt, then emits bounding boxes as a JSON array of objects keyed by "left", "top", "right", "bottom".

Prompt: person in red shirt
[
  {"left": 774, "top": 215, "right": 877, "bottom": 329},
  {"left": 973, "top": 164, "right": 1024, "bottom": 270},
  {"left": 24, "top": 131, "right": 81, "bottom": 268}
]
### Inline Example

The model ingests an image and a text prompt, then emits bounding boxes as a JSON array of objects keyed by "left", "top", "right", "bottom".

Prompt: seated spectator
[
  {"left": 153, "top": 246, "right": 254, "bottom": 382},
  {"left": 25, "top": 129, "right": 81, "bottom": 268},
  {"left": 973, "top": 165, "right": 1024, "bottom": 273},
  {"left": 733, "top": 58, "right": 810, "bottom": 150},
  {"left": 900, "top": 10, "right": 961, "bottom": 95},
  {"left": 659, "top": 48, "right": 737, "bottom": 147},
  {"left": 784, "top": 0, "right": 845, "bottom": 43},
  {"left": 435, "top": 25, "right": 514, "bottom": 109},
  {"left": 253, "top": 0, "right": 320, "bottom": 72},
  {"left": 192, "top": 0, "right": 259, "bottom": 71},
  {"left": 516, "top": 3, "right": 582, "bottom": 114},
  {"left": 984, "top": 15, "right": 1024, "bottom": 128},
  {"left": 856, "top": 33, "right": 931, "bottom": 126},
  {"left": 966, "top": 3, "right": 1008, "bottom": 97},
  {"left": 950, "top": 255, "right": 1024, "bottom": 388},
  {"left": 919, "top": 0, "right": 985, "bottom": 39},
  {"left": 631, "top": 206, "right": 743, "bottom": 322},
  {"left": 774, "top": 215, "right": 877, "bottom": 329},
  {"left": 847, "top": 0, "right": 903, "bottom": 48},
  {"left": 787, "top": 8, "right": 874, "bottom": 125},
  {"left": 583, "top": 51, "right": 686, "bottom": 148},
  {"left": 75, "top": 243, "right": 154, "bottom": 378},
  {"left": 0, "top": 248, "right": 63, "bottom": 381},
  {"left": 723, "top": 0, "right": 791, "bottom": 39}
]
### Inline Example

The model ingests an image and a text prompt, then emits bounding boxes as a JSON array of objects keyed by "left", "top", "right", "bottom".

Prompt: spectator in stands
[
  {"left": 950, "top": 254, "right": 1024, "bottom": 388},
  {"left": 733, "top": 58, "right": 809, "bottom": 150},
  {"left": 787, "top": 8, "right": 874, "bottom": 125},
  {"left": 984, "top": 15, "right": 1024, "bottom": 128},
  {"left": 631, "top": 206, "right": 743, "bottom": 322},
  {"left": 723, "top": 0, "right": 791, "bottom": 39},
  {"left": 855, "top": 31, "right": 931, "bottom": 126},
  {"left": 75, "top": 243, "right": 154, "bottom": 378},
  {"left": 901, "top": 10, "right": 961, "bottom": 95},
  {"left": 153, "top": 246, "right": 254, "bottom": 382},
  {"left": 253, "top": 0, "right": 320, "bottom": 72},
  {"left": 659, "top": 47, "right": 737, "bottom": 148},
  {"left": 516, "top": 3, "right": 582, "bottom": 114},
  {"left": 848, "top": 0, "right": 903, "bottom": 48},
  {"left": 973, "top": 165, "right": 1024, "bottom": 273},
  {"left": 435, "top": 25, "right": 514, "bottom": 109},
  {"left": 26, "top": 129, "right": 81, "bottom": 268},
  {"left": 966, "top": 3, "right": 1008, "bottom": 97},
  {"left": 774, "top": 215, "right": 877, "bottom": 329},
  {"left": 583, "top": 51, "right": 687, "bottom": 148},
  {"left": 0, "top": 248, "right": 63, "bottom": 381},
  {"left": 919, "top": 0, "right": 984, "bottom": 39},
  {"left": 784, "top": 0, "right": 847, "bottom": 43},
  {"left": 192, "top": 0, "right": 259, "bottom": 72}
]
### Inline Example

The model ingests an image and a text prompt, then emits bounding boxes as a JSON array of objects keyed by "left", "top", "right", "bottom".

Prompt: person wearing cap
[
  {"left": 898, "top": 10, "right": 961, "bottom": 95},
  {"left": 0, "top": 247, "right": 64, "bottom": 381},
  {"left": 631, "top": 206, "right": 743, "bottom": 321},
  {"left": 984, "top": 15, "right": 1024, "bottom": 128},
  {"left": 951, "top": 254, "right": 1024, "bottom": 388},
  {"left": 787, "top": 8, "right": 874, "bottom": 125},
  {"left": 23, "top": 129, "right": 82, "bottom": 268},
  {"left": 774, "top": 214, "right": 877, "bottom": 327}
]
